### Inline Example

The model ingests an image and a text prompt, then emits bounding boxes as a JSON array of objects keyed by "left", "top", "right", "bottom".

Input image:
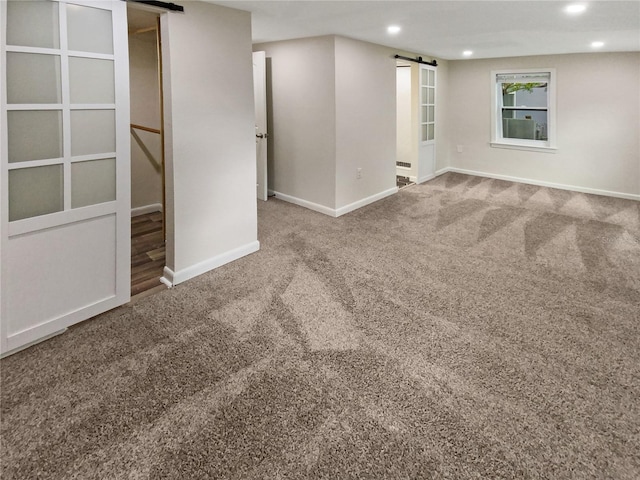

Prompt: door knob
[{"left": 256, "top": 133, "right": 268, "bottom": 138}]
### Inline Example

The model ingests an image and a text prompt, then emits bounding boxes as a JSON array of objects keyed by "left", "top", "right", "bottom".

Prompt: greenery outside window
[{"left": 491, "top": 69, "right": 556, "bottom": 152}]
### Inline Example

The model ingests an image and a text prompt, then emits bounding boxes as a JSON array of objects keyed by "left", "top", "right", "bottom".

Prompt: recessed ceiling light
[
  {"left": 463, "top": 50, "right": 473, "bottom": 57},
  {"left": 565, "top": 4, "right": 587, "bottom": 14},
  {"left": 591, "top": 41, "right": 604, "bottom": 48},
  {"left": 387, "top": 25, "right": 401, "bottom": 34}
]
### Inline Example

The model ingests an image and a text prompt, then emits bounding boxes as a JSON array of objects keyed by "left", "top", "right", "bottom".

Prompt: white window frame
[{"left": 490, "top": 68, "right": 557, "bottom": 153}]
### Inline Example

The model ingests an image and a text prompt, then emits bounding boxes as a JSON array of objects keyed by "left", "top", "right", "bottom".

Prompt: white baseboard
[
  {"left": 273, "top": 192, "right": 336, "bottom": 217},
  {"left": 160, "top": 269, "right": 173, "bottom": 288},
  {"left": 131, "top": 203, "right": 163, "bottom": 217},
  {"left": 335, "top": 187, "right": 399, "bottom": 217},
  {"left": 160, "top": 240, "right": 260, "bottom": 287},
  {"left": 417, "top": 173, "right": 436, "bottom": 184},
  {"left": 436, "top": 167, "right": 640, "bottom": 201},
  {"left": 274, "top": 187, "right": 399, "bottom": 218}
]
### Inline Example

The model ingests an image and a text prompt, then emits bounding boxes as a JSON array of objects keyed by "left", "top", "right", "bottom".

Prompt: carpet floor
[{"left": 2, "top": 172, "right": 639, "bottom": 479}]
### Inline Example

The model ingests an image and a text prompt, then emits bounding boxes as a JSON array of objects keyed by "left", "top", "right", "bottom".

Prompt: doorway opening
[
  {"left": 395, "top": 60, "right": 415, "bottom": 189},
  {"left": 127, "top": 6, "right": 166, "bottom": 297},
  {"left": 395, "top": 59, "right": 437, "bottom": 187}
]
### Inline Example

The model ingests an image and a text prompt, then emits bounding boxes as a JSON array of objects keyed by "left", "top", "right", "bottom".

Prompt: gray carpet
[{"left": 2, "top": 172, "right": 639, "bottom": 479}]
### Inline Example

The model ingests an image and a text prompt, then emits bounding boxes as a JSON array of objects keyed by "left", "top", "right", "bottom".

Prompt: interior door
[
  {"left": 417, "top": 64, "right": 436, "bottom": 183},
  {"left": 1, "top": 0, "right": 130, "bottom": 355},
  {"left": 253, "top": 50, "right": 267, "bottom": 201}
]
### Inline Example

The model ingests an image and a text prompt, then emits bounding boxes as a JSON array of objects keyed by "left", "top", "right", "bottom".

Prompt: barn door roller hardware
[
  {"left": 126, "top": 0, "right": 184, "bottom": 13},
  {"left": 394, "top": 54, "right": 437, "bottom": 67}
]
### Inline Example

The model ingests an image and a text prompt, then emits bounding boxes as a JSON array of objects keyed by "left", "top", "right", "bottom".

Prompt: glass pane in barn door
[
  {"left": 6, "top": 0, "right": 59, "bottom": 49},
  {"left": 7, "top": 110, "right": 63, "bottom": 163},
  {"left": 70, "top": 109, "right": 116, "bottom": 157},
  {"left": 69, "top": 57, "right": 115, "bottom": 104},
  {"left": 1, "top": 0, "right": 130, "bottom": 356},
  {"left": 9, "top": 165, "right": 64, "bottom": 221},
  {"left": 71, "top": 158, "right": 116, "bottom": 208},
  {"left": 7, "top": 52, "right": 62, "bottom": 104},
  {"left": 66, "top": 3, "right": 113, "bottom": 54}
]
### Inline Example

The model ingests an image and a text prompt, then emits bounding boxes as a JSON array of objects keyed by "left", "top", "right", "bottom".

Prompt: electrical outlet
[
  {"left": 457, "top": 145, "right": 464, "bottom": 153},
  {"left": 357, "top": 168, "right": 362, "bottom": 179}
]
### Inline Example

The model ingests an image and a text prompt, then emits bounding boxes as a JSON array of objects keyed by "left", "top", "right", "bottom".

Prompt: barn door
[
  {"left": 417, "top": 64, "right": 436, "bottom": 183},
  {"left": 1, "top": 0, "right": 130, "bottom": 355}
]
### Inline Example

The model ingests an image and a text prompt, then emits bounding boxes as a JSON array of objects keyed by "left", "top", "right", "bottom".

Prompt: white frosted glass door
[
  {"left": 417, "top": 64, "right": 436, "bottom": 183},
  {"left": 420, "top": 67, "right": 435, "bottom": 142},
  {"left": 1, "top": 0, "right": 131, "bottom": 355}
]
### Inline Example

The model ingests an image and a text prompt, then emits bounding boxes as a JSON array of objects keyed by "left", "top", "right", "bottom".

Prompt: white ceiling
[{"left": 209, "top": 0, "right": 640, "bottom": 60}]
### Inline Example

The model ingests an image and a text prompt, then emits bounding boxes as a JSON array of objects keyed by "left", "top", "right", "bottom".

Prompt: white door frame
[{"left": 253, "top": 50, "right": 268, "bottom": 202}]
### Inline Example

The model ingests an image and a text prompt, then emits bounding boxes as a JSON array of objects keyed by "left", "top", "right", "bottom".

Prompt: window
[{"left": 491, "top": 69, "right": 556, "bottom": 152}]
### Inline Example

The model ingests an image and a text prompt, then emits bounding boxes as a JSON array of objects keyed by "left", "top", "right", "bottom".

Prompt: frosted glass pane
[
  {"left": 9, "top": 165, "right": 63, "bottom": 221},
  {"left": 421, "top": 87, "right": 428, "bottom": 105},
  {"left": 428, "top": 88, "right": 435, "bottom": 104},
  {"left": 421, "top": 106, "right": 427, "bottom": 123},
  {"left": 428, "top": 106, "right": 435, "bottom": 123},
  {"left": 69, "top": 57, "right": 115, "bottom": 104},
  {"left": 7, "top": 53, "right": 62, "bottom": 104},
  {"left": 8, "top": 110, "right": 63, "bottom": 163},
  {"left": 71, "top": 110, "right": 115, "bottom": 156},
  {"left": 428, "top": 124, "right": 435, "bottom": 141},
  {"left": 67, "top": 4, "right": 113, "bottom": 54},
  {"left": 72, "top": 158, "right": 116, "bottom": 208},
  {"left": 421, "top": 125, "right": 427, "bottom": 142},
  {"left": 428, "top": 70, "right": 435, "bottom": 87},
  {"left": 421, "top": 69, "right": 428, "bottom": 87},
  {"left": 6, "top": 0, "right": 59, "bottom": 49}
]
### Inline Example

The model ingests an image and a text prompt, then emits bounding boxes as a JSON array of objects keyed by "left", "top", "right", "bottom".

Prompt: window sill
[{"left": 490, "top": 141, "right": 557, "bottom": 154}]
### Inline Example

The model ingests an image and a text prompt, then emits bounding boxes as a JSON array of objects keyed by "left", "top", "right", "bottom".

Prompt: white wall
[
  {"left": 255, "top": 35, "right": 452, "bottom": 215},
  {"left": 334, "top": 36, "right": 396, "bottom": 210},
  {"left": 161, "top": 1, "right": 258, "bottom": 283},
  {"left": 446, "top": 52, "right": 640, "bottom": 197},
  {"left": 254, "top": 36, "right": 337, "bottom": 209},
  {"left": 434, "top": 59, "right": 449, "bottom": 172},
  {"left": 128, "top": 30, "right": 163, "bottom": 211},
  {"left": 256, "top": 35, "right": 422, "bottom": 215}
]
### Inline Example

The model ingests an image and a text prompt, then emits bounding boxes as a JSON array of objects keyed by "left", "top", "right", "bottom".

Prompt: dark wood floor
[{"left": 131, "top": 212, "right": 166, "bottom": 297}]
